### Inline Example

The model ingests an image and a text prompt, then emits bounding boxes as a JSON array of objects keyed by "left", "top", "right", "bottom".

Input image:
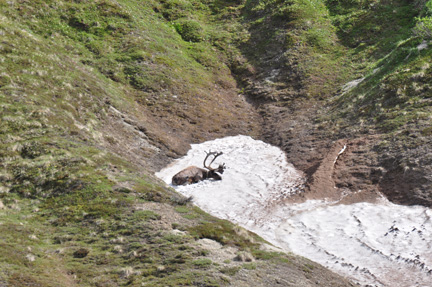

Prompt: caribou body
[{"left": 171, "top": 151, "right": 226, "bottom": 185}]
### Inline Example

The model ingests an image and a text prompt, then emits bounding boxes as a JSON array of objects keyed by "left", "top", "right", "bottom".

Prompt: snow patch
[
  {"left": 334, "top": 144, "right": 347, "bottom": 164},
  {"left": 156, "top": 135, "right": 432, "bottom": 287},
  {"left": 156, "top": 135, "right": 305, "bottom": 222}
]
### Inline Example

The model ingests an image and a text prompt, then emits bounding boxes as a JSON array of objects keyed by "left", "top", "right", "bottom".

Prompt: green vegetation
[
  {"left": 192, "top": 258, "right": 213, "bottom": 268},
  {"left": 0, "top": 0, "right": 286, "bottom": 285},
  {"left": 238, "top": 0, "right": 355, "bottom": 99},
  {"left": 319, "top": 0, "right": 432, "bottom": 139},
  {"left": 241, "top": 262, "right": 257, "bottom": 270},
  {"left": 303, "top": 263, "right": 315, "bottom": 273},
  {"left": 173, "top": 19, "right": 204, "bottom": 42},
  {"left": 1, "top": 0, "right": 431, "bottom": 285},
  {"left": 189, "top": 218, "right": 260, "bottom": 248},
  {"left": 219, "top": 265, "right": 241, "bottom": 275},
  {"left": 414, "top": 0, "right": 432, "bottom": 39}
]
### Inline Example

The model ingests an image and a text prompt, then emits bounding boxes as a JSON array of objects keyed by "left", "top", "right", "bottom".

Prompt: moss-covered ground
[
  {"left": 1, "top": 0, "right": 431, "bottom": 285},
  {"left": 0, "top": 1, "right": 352, "bottom": 285}
]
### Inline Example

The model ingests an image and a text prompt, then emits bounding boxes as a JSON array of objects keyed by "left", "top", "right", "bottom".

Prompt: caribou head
[{"left": 171, "top": 151, "right": 226, "bottom": 186}]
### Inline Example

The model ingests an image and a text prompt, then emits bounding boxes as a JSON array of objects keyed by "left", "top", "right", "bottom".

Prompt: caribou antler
[
  {"left": 171, "top": 151, "right": 226, "bottom": 185},
  {"left": 203, "top": 150, "right": 223, "bottom": 171}
]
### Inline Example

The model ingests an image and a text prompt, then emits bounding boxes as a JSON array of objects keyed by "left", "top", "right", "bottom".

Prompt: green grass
[
  {"left": 219, "top": 265, "right": 241, "bottom": 275},
  {"left": 0, "top": 1, "right": 246, "bottom": 284},
  {"left": 1, "top": 0, "right": 431, "bottom": 285},
  {"left": 0, "top": 184, "right": 242, "bottom": 286},
  {"left": 238, "top": 0, "right": 355, "bottom": 99},
  {"left": 237, "top": 0, "right": 432, "bottom": 140},
  {"left": 299, "top": 0, "right": 432, "bottom": 144},
  {"left": 188, "top": 219, "right": 260, "bottom": 249},
  {"left": 192, "top": 258, "right": 213, "bottom": 268},
  {"left": 242, "top": 262, "right": 257, "bottom": 270}
]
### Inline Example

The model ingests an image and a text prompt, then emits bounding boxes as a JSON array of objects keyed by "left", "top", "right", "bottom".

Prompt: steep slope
[
  {"left": 2, "top": 0, "right": 431, "bottom": 285},
  {"left": 323, "top": 0, "right": 432, "bottom": 206},
  {"left": 234, "top": 0, "right": 432, "bottom": 206},
  {"left": 0, "top": 0, "right": 353, "bottom": 286}
]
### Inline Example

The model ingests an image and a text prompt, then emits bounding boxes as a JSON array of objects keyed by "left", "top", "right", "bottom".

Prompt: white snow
[
  {"left": 156, "top": 135, "right": 432, "bottom": 287},
  {"left": 334, "top": 144, "right": 347, "bottom": 164}
]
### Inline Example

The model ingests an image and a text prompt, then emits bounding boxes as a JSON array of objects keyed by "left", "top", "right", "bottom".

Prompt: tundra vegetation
[{"left": 0, "top": 0, "right": 431, "bottom": 286}]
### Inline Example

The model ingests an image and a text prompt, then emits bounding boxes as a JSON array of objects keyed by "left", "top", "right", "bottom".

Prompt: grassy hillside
[
  {"left": 233, "top": 0, "right": 432, "bottom": 206},
  {"left": 320, "top": 0, "right": 432, "bottom": 204},
  {"left": 0, "top": 0, "right": 353, "bottom": 286},
  {"left": 1, "top": 0, "right": 431, "bottom": 285}
]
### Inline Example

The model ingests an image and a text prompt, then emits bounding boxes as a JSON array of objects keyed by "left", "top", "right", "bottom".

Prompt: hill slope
[
  {"left": 1, "top": 0, "right": 432, "bottom": 285},
  {"left": 235, "top": 0, "right": 432, "bottom": 206},
  {"left": 0, "top": 0, "right": 352, "bottom": 286}
]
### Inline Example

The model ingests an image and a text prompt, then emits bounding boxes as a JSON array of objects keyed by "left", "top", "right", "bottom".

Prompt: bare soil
[
  {"left": 256, "top": 98, "right": 432, "bottom": 207},
  {"left": 99, "top": 85, "right": 262, "bottom": 173}
]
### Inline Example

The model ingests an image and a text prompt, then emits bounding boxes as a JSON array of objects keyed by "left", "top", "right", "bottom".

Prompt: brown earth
[
  {"left": 115, "top": 70, "right": 432, "bottom": 209},
  {"left": 254, "top": 97, "right": 432, "bottom": 207},
  {"left": 97, "top": 82, "right": 262, "bottom": 173}
]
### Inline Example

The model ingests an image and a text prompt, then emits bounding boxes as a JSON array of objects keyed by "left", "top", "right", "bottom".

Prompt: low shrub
[
  {"left": 413, "top": 17, "right": 432, "bottom": 39},
  {"left": 173, "top": 19, "right": 204, "bottom": 42}
]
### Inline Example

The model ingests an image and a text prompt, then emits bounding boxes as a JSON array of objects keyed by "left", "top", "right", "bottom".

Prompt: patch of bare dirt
[
  {"left": 379, "top": 159, "right": 432, "bottom": 207},
  {"left": 304, "top": 136, "right": 384, "bottom": 204},
  {"left": 98, "top": 84, "right": 262, "bottom": 173},
  {"left": 255, "top": 99, "right": 387, "bottom": 205},
  {"left": 229, "top": 256, "right": 355, "bottom": 287}
]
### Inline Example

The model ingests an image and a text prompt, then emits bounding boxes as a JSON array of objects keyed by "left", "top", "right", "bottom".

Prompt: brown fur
[
  {"left": 172, "top": 164, "right": 224, "bottom": 185},
  {"left": 171, "top": 151, "right": 226, "bottom": 186}
]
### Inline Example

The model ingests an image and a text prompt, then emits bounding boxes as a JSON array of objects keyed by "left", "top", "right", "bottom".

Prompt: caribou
[{"left": 171, "top": 151, "right": 226, "bottom": 185}]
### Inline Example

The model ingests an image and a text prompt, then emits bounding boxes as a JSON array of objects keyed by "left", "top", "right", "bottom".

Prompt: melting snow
[{"left": 156, "top": 135, "right": 432, "bottom": 287}]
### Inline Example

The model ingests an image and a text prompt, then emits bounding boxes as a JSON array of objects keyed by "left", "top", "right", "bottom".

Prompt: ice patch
[{"left": 156, "top": 135, "right": 432, "bottom": 287}]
